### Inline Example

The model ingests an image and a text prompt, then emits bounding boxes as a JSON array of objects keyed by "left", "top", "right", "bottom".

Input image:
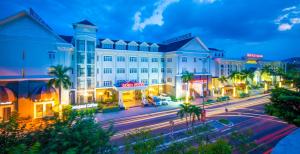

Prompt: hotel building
[{"left": 0, "top": 9, "right": 285, "bottom": 120}]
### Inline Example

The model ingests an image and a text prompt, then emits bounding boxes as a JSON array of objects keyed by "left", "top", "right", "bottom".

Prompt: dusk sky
[{"left": 1, "top": 0, "right": 300, "bottom": 60}]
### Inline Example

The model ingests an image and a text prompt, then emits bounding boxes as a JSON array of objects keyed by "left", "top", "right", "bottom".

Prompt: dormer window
[
  {"left": 128, "top": 41, "right": 138, "bottom": 51},
  {"left": 115, "top": 40, "right": 127, "bottom": 50},
  {"left": 150, "top": 43, "right": 159, "bottom": 52},
  {"left": 101, "top": 39, "right": 114, "bottom": 49},
  {"left": 139, "top": 42, "right": 149, "bottom": 51}
]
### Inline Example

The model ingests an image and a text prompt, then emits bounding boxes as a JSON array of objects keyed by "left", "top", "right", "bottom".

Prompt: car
[{"left": 153, "top": 96, "right": 162, "bottom": 106}]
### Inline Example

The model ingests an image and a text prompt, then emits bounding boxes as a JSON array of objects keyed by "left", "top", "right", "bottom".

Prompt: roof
[
  {"left": 59, "top": 35, "right": 73, "bottom": 43},
  {"left": 209, "top": 48, "right": 224, "bottom": 52},
  {"left": 75, "top": 20, "right": 96, "bottom": 26},
  {"left": 0, "top": 86, "right": 16, "bottom": 102},
  {"left": 159, "top": 37, "right": 194, "bottom": 52}
]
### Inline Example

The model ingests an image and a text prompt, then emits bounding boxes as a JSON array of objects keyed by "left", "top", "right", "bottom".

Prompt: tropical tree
[
  {"left": 48, "top": 65, "right": 72, "bottom": 106},
  {"left": 218, "top": 75, "right": 228, "bottom": 85},
  {"left": 181, "top": 71, "right": 194, "bottom": 103},
  {"left": 177, "top": 103, "right": 191, "bottom": 130},
  {"left": 189, "top": 105, "right": 202, "bottom": 129}
]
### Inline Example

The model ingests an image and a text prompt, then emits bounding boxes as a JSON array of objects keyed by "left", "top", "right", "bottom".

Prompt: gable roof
[
  {"left": 59, "top": 35, "right": 73, "bottom": 44},
  {"left": 0, "top": 8, "right": 68, "bottom": 43},
  {"left": 75, "top": 20, "right": 96, "bottom": 26},
  {"left": 159, "top": 37, "right": 193, "bottom": 52}
]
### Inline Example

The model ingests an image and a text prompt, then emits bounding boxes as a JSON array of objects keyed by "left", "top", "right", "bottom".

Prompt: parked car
[{"left": 153, "top": 96, "right": 162, "bottom": 106}]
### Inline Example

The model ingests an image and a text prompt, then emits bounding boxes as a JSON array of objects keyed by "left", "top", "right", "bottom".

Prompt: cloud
[
  {"left": 193, "top": 0, "right": 217, "bottom": 4},
  {"left": 278, "top": 23, "right": 292, "bottom": 31},
  {"left": 132, "top": 0, "right": 179, "bottom": 31},
  {"left": 275, "top": 5, "right": 300, "bottom": 31}
]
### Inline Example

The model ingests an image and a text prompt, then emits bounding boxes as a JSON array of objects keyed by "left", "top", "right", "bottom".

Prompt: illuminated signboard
[
  {"left": 246, "top": 53, "right": 263, "bottom": 58},
  {"left": 121, "top": 82, "right": 145, "bottom": 87},
  {"left": 192, "top": 79, "right": 207, "bottom": 84}
]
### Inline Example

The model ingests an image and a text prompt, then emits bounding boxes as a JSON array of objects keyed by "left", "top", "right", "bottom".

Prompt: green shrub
[
  {"left": 102, "top": 106, "right": 120, "bottom": 113},
  {"left": 219, "top": 119, "right": 230, "bottom": 125},
  {"left": 239, "top": 92, "right": 249, "bottom": 98}
]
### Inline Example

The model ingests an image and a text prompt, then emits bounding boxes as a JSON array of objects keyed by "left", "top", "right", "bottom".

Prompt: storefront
[
  {"left": 0, "top": 86, "right": 16, "bottom": 121},
  {"left": 190, "top": 75, "right": 211, "bottom": 98},
  {"left": 30, "top": 85, "right": 56, "bottom": 119}
]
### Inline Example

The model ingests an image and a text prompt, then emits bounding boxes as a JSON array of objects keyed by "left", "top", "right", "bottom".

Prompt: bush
[
  {"left": 239, "top": 92, "right": 249, "bottom": 98},
  {"left": 170, "top": 95, "right": 177, "bottom": 102},
  {"left": 219, "top": 119, "right": 230, "bottom": 125},
  {"left": 216, "top": 96, "right": 230, "bottom": 102},
  {"left": 102, "top": 106, "right": 120, "bottom": 113}
]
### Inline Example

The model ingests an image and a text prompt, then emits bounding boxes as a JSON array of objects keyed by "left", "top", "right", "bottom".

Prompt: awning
[
  {"left": 0, "top": 86, "right": 16, "bottom": 103},
  {"left": 31, "top": 85, "right": 56, "bottom": 102}
]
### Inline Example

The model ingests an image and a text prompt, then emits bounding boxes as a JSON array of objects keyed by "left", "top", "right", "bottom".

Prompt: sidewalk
[
  {"left": 96, "top": 93, "right": 269, "bottom": 122},
  {"left": 272, "top": 128, "right": 300, "bottom": 154}
]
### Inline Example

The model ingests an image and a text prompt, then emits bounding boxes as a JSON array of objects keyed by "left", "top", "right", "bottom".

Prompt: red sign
[
  {"left": 247, "top": 53, "right": 263, "bottom": 58},
  {"left": 192, "top": 79, "right": 207, "bottom": 84},
  {"left": 121, "top": 82, "right": 144, "bottom": 87}
]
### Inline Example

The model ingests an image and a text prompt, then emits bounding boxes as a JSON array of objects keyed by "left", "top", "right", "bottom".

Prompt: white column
[{"left": 118, "top": 91, "right": 124, "bottom": 108}]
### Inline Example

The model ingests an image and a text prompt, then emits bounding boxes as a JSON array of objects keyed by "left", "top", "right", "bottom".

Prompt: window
[
  {"left": 161, "top": 58, "right": 165, "bottom": 62},
  {"left": 161, "top": 68, "right": 165, "bottom": 73},
  {"left": 48, "top": 52, "right": 55, "bottom": 60},
  {"left": 87, "top": 65, "right": 94, "bottom": 77},
  {"left": 152, "top": 79, "right": 158, "bottom": 84},
  {"left": 97, "top": 56, "right": 99, "bottom": 61},
  {"left": 77, "top": 65, "right": 85, "bottom": 77},
  {"left": 139, "top": 46, "right": 148, "bottom": 51},
  {"left": 117, "top": 68, "right": 125, "bottom": 74},
  {"left": 151, "top": 68, "right": 158, "bottom": 73},
  {"left": 167, "top": 78, "right": 172, "bottom": 82},
  {"left": 117, "top": 56, "right": 125, "bottom": 62},
  {"left": 128, "top": 45, "right": 137, "bottom": 51},
  {"left": 103, "top": 81, "right": 112, "bottom": 87},
  {"left": 77, "top": 79, "right": 84, "bottom": 90},
  {"left": 151, "top": 58, "right": 158, "bottom": 62},
  {"left": 141, "top": 68, "right": 148, "bottom": 73},
  {"left": 141, "top": 57, "right": 148, "bottom": 62},
  {"left": 194, "top": 57, "right": 197, "bottom": 62},
  {"left": 167, "top": 58, "right": 172, "bottom": 62},
  {"left": 87, "top": 79, "right": 94, "bottom": 89},
  {"left": 116, "top": 44, "right": 126, "bottom": 50},
  {"left": 130, "top": 57, "right": 137, "bottom": 62},
  {"left": 77, "top": 52, "right": 85, "bottom": 64},
  {"left": 116, "top": 80, "right": 126, "bottom": 84},
  {"left": 130, "top": 68, "right": 137, "bottom": 73},
  {"left": 150, "top": 47, "right": 158, "bottom": 52},
  {"left": 76, "top": 40, "right": 85, "bottom": 51},
  {"left": 167, "top": 68, "right": 172, "bottom": 74},
  {"left": 141, "top": 79, "right": 148, "bottom": 84},
  {"left": 87, "top": 41, "right": 95, "bottom": 52},
  {"left": 87, "top": 53, "right": 94, "bottom": 64},
  {"left": 104, "top": 56, "right": 112, "bottom": 61},
  {"left": 182, "top": 57, "right": 187, "bottom": 62},
  {"left": 104, "top": 68, "right": 112, "bottom": 74},
  {"left": 102, "top": 43, "right": 113, "bottom": 49}
]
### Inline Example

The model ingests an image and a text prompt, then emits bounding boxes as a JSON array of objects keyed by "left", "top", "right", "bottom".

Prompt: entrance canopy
[
  {"left": 0, "top": 86, "right": 16, "bottom": 103},
  {"left": 113, "top": 81, "right": 148, "bottom": 91}
]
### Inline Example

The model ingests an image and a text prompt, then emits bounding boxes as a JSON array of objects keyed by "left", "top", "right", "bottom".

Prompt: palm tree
[
  {"left": 177, "top": 103, "right": 191, "bottom": 130},
  {"left": 189, "top": 105, "right": 202, "bottom": 130},
  {"left": 181, "top": 71, "right": 194, "bottom": 103},
  {"left": 48, "top": 65, "right": 72, "bottom": 106},
  {"left": 218, "top": 75, "right": 228, "bottom": 85},
  {"left": 260, "top": 65, "right": 272, "bottom": 83},
  {"left": 228, "top": 71, "right": 238, "bottom": 85}
]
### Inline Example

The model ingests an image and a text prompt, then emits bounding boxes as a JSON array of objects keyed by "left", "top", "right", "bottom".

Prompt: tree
[
  {"left": 228, "top": 71, "right": 239, "bottom": 85},
  {"left": 229, "top": 129, "right": 256, "bottom": 154},
  {"left": 181, "top": 71, "right": 194, "bottom": 103},
  {"left": 201, "top": 139, "right": 232, "bottom": 154},
  {"left": 125, "top": 129, "right": 162, "bottom": 154},
  {"left": 265, "top": 88, "right": 300, "bottom": 126},
  {"left": 48, "top": 65, "right": 72, "bottom": 106},
  {"left": 218, "top": 75, "right": 228, "bottom": 85},
  {"left": 189, "top": 105, "right": 202, "bottom": 129},
  {"left": 177, "top": 103, "right": 191, "bottom": 130}
]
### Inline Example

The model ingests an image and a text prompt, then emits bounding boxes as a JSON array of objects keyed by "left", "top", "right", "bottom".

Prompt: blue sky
[{"left": 0, "top": 0, "right": 300, "bottom": 60}]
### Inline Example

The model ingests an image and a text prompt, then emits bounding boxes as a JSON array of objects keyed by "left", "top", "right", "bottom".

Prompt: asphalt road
[{"left": 100, "top": 95, "right": 297, "bottom": 153}]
